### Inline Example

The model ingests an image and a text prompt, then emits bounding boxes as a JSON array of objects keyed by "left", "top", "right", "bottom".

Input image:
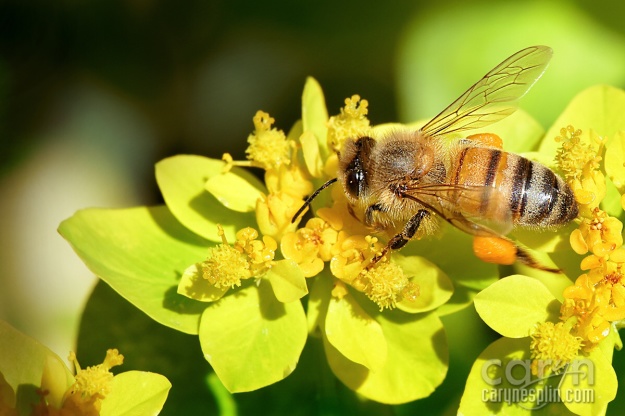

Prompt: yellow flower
[
  {"left": 61, "top": 349, "right": 124, "bottom": 415},
  {"left": 201, "top": 225, "right": 276, "bottom": 288},
  {"left": 555, "top": 127, "right": 606, "bottom": 216},
  {"left": 560, "top": 272, "right": 615, "bottom": 349},
  {"left": 202, "top": 245, "right": 249, "bottom": 289},
  {"left": 584, "top": 252, "right": 625, "bottom": 322},
  {"left": 256, "top": 191, "right": 302, "bottom": 241},
  {"left": 329, "top": 233, "right": 379, "bottom": 285},
  {"left": 357, "top": 261, "right": 420, "bottom": 311},
  {"left": 322, "top": 229, "right": 419, "bottom": 310},
  {"left": 281, "top": 217, "right": 339, "bottom": 277},
  {"left": 555, "top": 125, "right": 625, "bottom": 351},
  {"left": 226, "top": 112, "right": 315, "bottom": 241},
  {"left": 235, "top": 227, "right": 277, "bottom": 276},
  {"left": 529, "top": 322, "right": 583, "bottom": 377},
  {"left": 264, "top": 164, "right": 313, "bottom": 201},
  {"left": 327, "top": 95, "right": 370, "bottom": 153},
  {"left": 218, "top": 89, "right": 424, "bottom": 312},
  {"left": 246, "top": 111, "right": 292, "bottom": 171},
  {"left": 316, "top": 186, "right": 371, "bottom": 236},
  {"left": 570, "top": 208, "right": 623, "bottom": 257}
]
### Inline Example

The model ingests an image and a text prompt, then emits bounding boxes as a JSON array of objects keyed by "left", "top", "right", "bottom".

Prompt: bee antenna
[{"left": 291, "top": 178, "right": 338, "bottom": 223}]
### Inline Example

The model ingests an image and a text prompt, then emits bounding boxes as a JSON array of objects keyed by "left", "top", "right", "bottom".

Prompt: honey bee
[{"left": 294, "top": 45, "right": 578, "bottom": 271}]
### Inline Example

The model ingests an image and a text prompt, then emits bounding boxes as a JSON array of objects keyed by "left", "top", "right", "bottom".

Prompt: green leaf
[
  {"left": 155, "top": 155, "right": 256, "bottom": 242},
  {"left": 101, "top": 371, "right": 171, "bottom": 416},
  {"left": 177, "top": 264, "right": 229, "bottom": 303},
  {"left": 459, "top": 337, "right": 573, "bottom": 415},
  {"left": 512, "top": 252, "right": 580, "bottom": 304},
  {"left": 265, "top": 259, "right": 308, "bottom": 303},
  {"left": 205, "top": 170, "right": 266, "bottom": 213},
  {"left": 560, "top": 347, "right": 617, "bottom": 416},
  {"left": 199, "top": 282, "right": 307, "bottom": 392},
  {"left": 436, "top": 285, "right": 479, "bottom": 316},
  {"left": 513, "top": 223, "right": 576, "bottom": 254},
  {"left": 599, "top": 324, "right": 621, "bottom": 358},
  {"left": 76, "top": 281, "right": 220, "bottom": 415},
  {"left": 325, "top": 292, "right": 387, "bottom": 371},
  {"left": 605, "top": 130, "right": 625, "bottom": 194},
  {"left": 306, "top": 272, "right": 333, "bottom": 335},
  {"left": 302, "top": 77, "right": 329, "bottom": 158},
  {"left": 474, "top": 275, "right": 560, "bottom": 338},
  {"left": 300, "top": 131, "right": 324, "bottom": 178},
  {"left": 393, "top": 255, "right": 454, "bottom": 313},
  {"left": 540, "top": 85, "right": 625, "bottom": 158},
  {"left": 602, "top": 175, "right": 623, "bottom": 219},
  {"left": 325, "top": 306, "right": 447, "bottom": 404},
  {"left": 59, "top": 206, "right": 209, "bottom": 334},
  {"left": 41, "top": 355, "right": 74, "bottom": 409},
  {"left": 0, "top": 321, "right": 74, "bottom": 414}
]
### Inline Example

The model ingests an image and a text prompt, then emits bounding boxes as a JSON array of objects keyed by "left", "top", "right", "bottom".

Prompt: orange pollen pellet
[
  {"left": 472, "top": 236, "right": 516, "bottom": 265},
  {"left": 466, "top": 133, "right": 503, "bottom": 149}
]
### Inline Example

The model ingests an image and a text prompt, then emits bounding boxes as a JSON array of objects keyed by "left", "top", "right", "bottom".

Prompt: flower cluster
[
  {"left": 327, "top": 94, "right": 370, "bottom": 153},
  {"left": 529, "top": 321, "right": 583, "bottom": 377},
  {"left": 224, "top": 110, "right": 314, "bottom": 241},
  {"left": 190, "top": 94, "right": 421, "bottom": 311},
  {"left": 282, "top": 211, "right": 419, "bottom": 310},
  {"left": 246, "top": 111, "right": 292, "bottom": 170},
  {"left": 59, "top": 78, "right": 461, "bottom": 403},
  {"left": 57, "top": 349, "right": 124, "bottom": 415},
  {"left": 201, "top": 225, "right": 276, "bottom": 289},
  {"left": 555, "top": 126, "right": 606, "bottom": 216},
  {"left": 558, "top": 126, "right": 625, "bottom": 348},
  {"left": 23, "top": 349, "right": 124, "bottom": 416},
  {"left": 464, "top": 88, "right": 625, "bottom": 415},
  {"left": 527, "top": 126, "right": 625, "bottom": 372}
]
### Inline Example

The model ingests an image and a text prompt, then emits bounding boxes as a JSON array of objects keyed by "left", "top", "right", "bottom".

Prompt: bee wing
[
  {"left": 446, "top": 212, "right": 504, "bottom": 239},
  {"left": 403, "top": 183, "right": 514, "bottom": 237},
  {"left": 420, "top": 45, "right": 552, "bottom": 138}
]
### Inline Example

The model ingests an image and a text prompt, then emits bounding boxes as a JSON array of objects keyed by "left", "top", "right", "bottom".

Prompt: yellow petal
[{"left": 570, "top": 228, "right": 588, "bottom": 255}]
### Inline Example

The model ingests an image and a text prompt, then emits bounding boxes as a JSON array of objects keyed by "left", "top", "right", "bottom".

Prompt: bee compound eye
[{"left": 346, "top": 169, "right": 365, "bottom": 197}]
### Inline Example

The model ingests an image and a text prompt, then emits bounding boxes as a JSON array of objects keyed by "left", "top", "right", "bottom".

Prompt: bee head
[
  {"left": 290, "top": 136, "right": 376, "bottom": 224},
  {"left": 339, "top": 136, "right": 376, "bottom": 201}
]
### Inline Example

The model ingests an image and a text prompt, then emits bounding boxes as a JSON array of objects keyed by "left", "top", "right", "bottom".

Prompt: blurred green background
[{"left": 1, "top": 0, "right": 625, "bottom": 414}]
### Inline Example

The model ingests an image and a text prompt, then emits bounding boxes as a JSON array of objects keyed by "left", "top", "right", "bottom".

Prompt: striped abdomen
[{"left": 450, "top": 146, "right": 578, "bottom": 229}]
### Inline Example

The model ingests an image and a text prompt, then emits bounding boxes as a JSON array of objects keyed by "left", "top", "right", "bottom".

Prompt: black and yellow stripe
[{"left": 452, "top": 146, "right": 578, "bottom": 229}]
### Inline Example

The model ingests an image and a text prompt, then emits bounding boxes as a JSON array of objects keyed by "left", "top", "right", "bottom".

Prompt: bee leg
[
  {"left": 466, "top": 133, "right": 503, "bottom": 149},
  {"left": 370, "top": 209, "right": 429, "bottom": 265},
  {"left": 515, "top": 245, "right": 561, "bottom": 273},
  {"left": 472, "top": 235, "right": 561, "bottom": 273}
]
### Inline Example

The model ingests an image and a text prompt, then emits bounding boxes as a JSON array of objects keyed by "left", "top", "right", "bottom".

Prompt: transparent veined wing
[
  {"left": 420, "top": 45, "right": 552, "bottom": 138},
  {"left": 401, "top": 182, "right": 514, "bottom": 237}
]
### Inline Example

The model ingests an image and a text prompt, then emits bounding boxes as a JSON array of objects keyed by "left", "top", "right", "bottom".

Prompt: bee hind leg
[
  {"left": 369, "top": 209, "right": 429, "bottom": 267},
  {"left": 472, "top": 235, "right": 561, "bottom": 273},
  {"left": 515, "top": 246, "right": 561, "bottom": 273}
]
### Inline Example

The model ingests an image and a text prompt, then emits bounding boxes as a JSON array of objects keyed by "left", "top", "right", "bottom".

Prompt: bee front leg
[{"left": 370, "top": 209, "right": 429, "bottom": 265}]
